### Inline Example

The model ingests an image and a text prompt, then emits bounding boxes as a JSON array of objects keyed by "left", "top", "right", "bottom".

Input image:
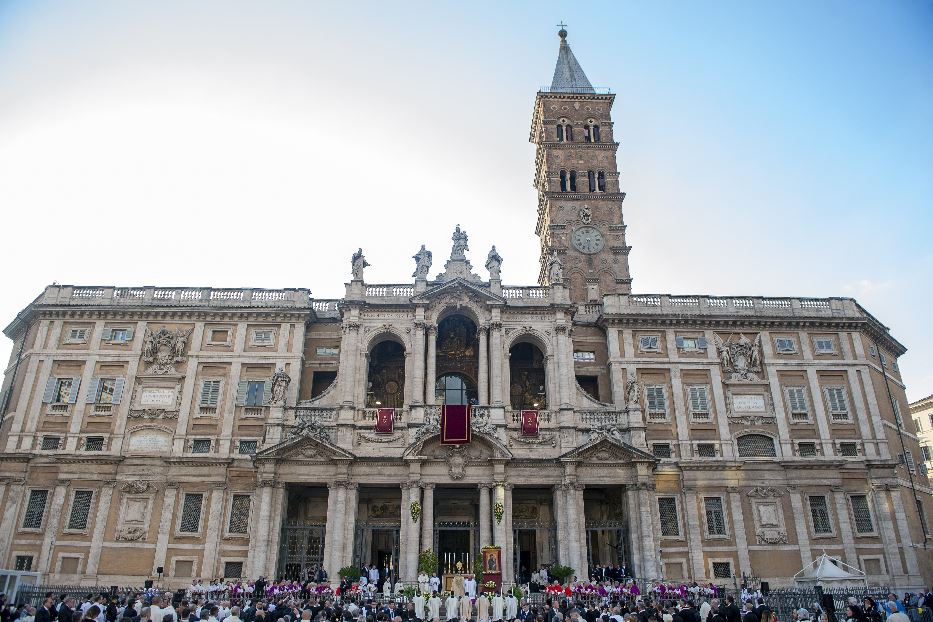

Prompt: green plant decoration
[
  {"left": 419, "top": 548, "right": 439, "bottom": 576},
  {"left": 493, "top": 501, "right": 504, "bottom": 524},
  {"left": 410, "top": 501, "right": 422, "bottom": 522}
]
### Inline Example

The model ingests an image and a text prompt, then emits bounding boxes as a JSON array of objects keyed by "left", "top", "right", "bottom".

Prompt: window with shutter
[
  {"left": 687, "top": 386, "right": 710, "bottom": 420},
  {"left": 921, "top": 446, "right": 932, "bottom": 461},
  {"left": 67, "top": 490, "right": 94, "bottom": 531},
  {"left": 85, "top": 378, "right": 101, "bottom": 404},
  {"left": 112, "top": 377, "right": 125, "bottom": 404},
  {"left": 179, "top": 493, "right": 204, "bottom": 533},
  {"left": 245, "top": 382, "right": 266, "bottom": 406},
  {"left": 850, "top": 495, "right": 874, "bottom": 533},
  {"left": 53, "top": 378, "right": 73, "bottom": 403},
  {"left": 891, "top": 399, "right": 902, "bottom": 425},
  {"left": 824, "top": 387, "right": 849, "bottom": 420},
  {"left": 639, "top": 335, "right": 661, "bottom": 352},
  {"left": 97, "top": 378, "right": 116, "bottom": 404},
  {"left": 808, "top": 496, "right": 832, "bottom": 534},
  {"left": 65, "top": 328, "right": 88, "bottom": 343},
  {"left": 814, "top": 338, "right": 835, "bottom": 354},
  {"left": 704, "top": 497, "right": 727, "bottom": 536},
  {"left": 228, "top": 495, "right": 251, "bottom": 534},
  {"left": 645, "top": 385, "right": 667, "bottom": 420},
  {"left": 657, "top": 497, "right": 680, "bottom": 537},
  {"left": 786, "top": 386, "right": 809, "bottom": 421},
  {"left": 200, "top": 380, "right": 222, "bottom": 407},
  {"left": 22, "top": 489, "right": 49, "bottom": 529},
  {"left": 252, "top": 330, "right": 274, "bottom": 346}
]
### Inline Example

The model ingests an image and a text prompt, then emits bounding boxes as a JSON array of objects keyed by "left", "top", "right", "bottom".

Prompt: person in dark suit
[
  {"left": 57, "top": 599, "right": 76, "bottom": 622},
  {"left": 518, "top": 604, "right": 533, "bottom": 622},
  {"left": 741, "top": 601, "right": 758, "bottom": 622},
  {"left": 36, "top": 598, "right": 56, "bottom": 622},
  {"left": 722, "top": 597, "right": 741, "bottom": 622}
]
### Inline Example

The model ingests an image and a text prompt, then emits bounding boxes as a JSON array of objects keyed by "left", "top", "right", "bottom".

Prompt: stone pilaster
[
  {"left": 489, "top": 322, "right": 503, "bottom": 405},
  {"left": 426, "top": 326, "right": 437, "bottom": 404},
  {"left": 788, "top": 489, "right": 813, "bottom": 569},
  {"left": 493, "top": 483, "right": 507, "bottom": 552},
  {"left": 153, "top": 482, "right": 179, "bottom": 576},
  {"left": 38, "top": 480, "right": 69, "bottom": 574},
  {"left": 831, "top": 486, "right": 859, "bottom": 567},
  {"left": 266, "top": 483, "right": 288, "bottom": 578},
  {"left": 636, "top": 483, "right": 659, "bottom": 579},
  {"left": 201, "top": 485, "right": 227, "bottom": 578},
  {"left": 806, "top": 368, "right": 833, "bottom": 456},
  {"left": 406, "top": 482, "right": 422, "bottom": 581},
  {"left": 341, "top": 321, "right": 362, "bottom": 405},
  {"left": 555, "top": 325, "right": 572, "bottom": 408},
  {"left": 342, "top": 483, "right": 359, "bottom": 571},
  {"left": 552, "top": 484, "right": 569, "bottom": 565},
  {"left": 682, "top": 488, "right": 705, "bottom": 579},
  {"left": 321, "top": 482, "right": 340, "bottom": 581},
  {"left": 412, "top": 321, "right": 426, "bottom": 405},
  {"left": 888, "top": 487, "right": 920, "bottom": 578},
  {"left": 727, "top": 487, "right": 750, "bottom": 578},
  {"left": 478, "top": 325, "right": 489, "bottom": 405},
  {"left": 250, "top": 481, "right": 277, "bottom": 579},
  {"left": 84, "top": 480, "right": 116, "bottom": 577},
  {"left": 563, "top": 482, "right": 582, "bottom": 577},
  {"left": 503, "top": 483, "right": 515, "bottom": 584},
  {"left": 0, "top": 479, "right": 23, "bottom": 566},
  {"left": 421, "top": 484, "right": 435, "bottom": 553},
  {"left": 329, "top": 483, "right": 347, "bottom": 576}
]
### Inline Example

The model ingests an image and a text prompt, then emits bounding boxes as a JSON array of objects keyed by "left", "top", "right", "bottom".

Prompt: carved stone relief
[{"left": 142, "top": 328, "right": 193, "bottom": 375}]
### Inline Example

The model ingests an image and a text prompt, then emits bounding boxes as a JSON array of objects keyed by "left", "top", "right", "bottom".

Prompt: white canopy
[{"left": 794, "top": 553, "right": 867, "bottom": 587}]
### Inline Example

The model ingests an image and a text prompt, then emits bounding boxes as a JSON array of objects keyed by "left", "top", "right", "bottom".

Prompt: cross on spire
[{"left": 557, "top": 21, "right": 567, "bottom": 29}]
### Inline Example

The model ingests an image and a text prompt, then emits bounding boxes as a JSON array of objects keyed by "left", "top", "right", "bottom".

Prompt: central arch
[{"left": 434, "top": 314, "right": 479, "bottom": 403}]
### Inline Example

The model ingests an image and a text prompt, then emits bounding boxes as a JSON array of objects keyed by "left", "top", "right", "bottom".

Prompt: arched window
[
  {"left": 569, "top": 171, "right": 577, "bottom": 192},
  {"left": 593, "top": 124, "right": 601, "bottom": 142},
  {"left": 366, "top": 340, "right": 406, "bottom": 408},
  {"left": 509, "top": 342, "right": 547, "bottom": 410},
  {"left": 597, "top": 171, "right": 606, "bottom": 192},
  {"left": 435, "top": 374, "right": 476, "bottom": 406},
  {"left": 565, "top": 124, "right": 573, "bottom": 141},
  {"left": 584, "top": 125, "right": 592, "bottom": 143},
  {"left": 587, "top": 170, "right": 596, "bottom": 192},
  {"left": 556, "top": 125, "right": 564, "bottom": 142},
  {"left": 559, "top": 170, "right": 567, "bottom": 192},
  {"left": 736, "top": 434, "right": 777, "bottom": 458}
]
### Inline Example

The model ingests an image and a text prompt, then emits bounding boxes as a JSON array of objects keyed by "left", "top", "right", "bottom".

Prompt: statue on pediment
[
  {"left": 412, "top": 245, "right": 432, "bottom": 279},
  {"left": 451, "top": 225, "right": 469, "bottom": 260},
  {"left": 485, "top": 246, "right": 503, "bottom": 280},
  {"left": 351, "top": 248, "right": 370, "bottom": 281}
]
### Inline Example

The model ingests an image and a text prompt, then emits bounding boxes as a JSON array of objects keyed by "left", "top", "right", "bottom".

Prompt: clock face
[{"left": 571, "top": 226, "right": 604, "bottom": 254}]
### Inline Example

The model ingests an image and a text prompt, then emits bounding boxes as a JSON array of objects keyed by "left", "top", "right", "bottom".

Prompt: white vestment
[
  {"left": 445, "top": 596, "right": 459, "bottom": 622},
  {"left": 428, "top": 597, "right": 441, "bottom": 621},
  {"left": 491, "top": 596, "right": 504, "bottom": 621}
]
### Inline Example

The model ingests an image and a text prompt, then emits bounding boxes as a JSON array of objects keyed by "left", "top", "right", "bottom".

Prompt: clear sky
[{"left": 0, "top": 1, "right": 931, "bottom": 399}]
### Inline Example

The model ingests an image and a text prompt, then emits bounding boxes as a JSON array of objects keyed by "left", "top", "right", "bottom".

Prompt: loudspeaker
[
  {"left": 761, "top": 582, "right": 770, "bottom": 596},
  {"left": 157, "top": 566, "right": 164, "bottom": 574},
  {"left": 144, "top": 580, "right": 154, "bottom": 589}
]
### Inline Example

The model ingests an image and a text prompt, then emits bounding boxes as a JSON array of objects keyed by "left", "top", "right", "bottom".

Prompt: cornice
[{"left": 35, "top": 308, "right": 309, "bottom": 322}]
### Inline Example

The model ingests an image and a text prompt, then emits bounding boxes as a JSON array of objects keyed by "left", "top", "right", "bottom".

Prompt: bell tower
[{"left": 530, "top": 27, "right": 632, "bottom": 302}]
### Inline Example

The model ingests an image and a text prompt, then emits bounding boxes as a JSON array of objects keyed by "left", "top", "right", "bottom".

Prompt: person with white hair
[{"left": 885, "top": 602, "right": 909, "bottom": 622}]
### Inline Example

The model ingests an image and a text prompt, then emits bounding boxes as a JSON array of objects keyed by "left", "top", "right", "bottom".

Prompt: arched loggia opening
[
  {"left": 366, "top": 340, "right": 406, "bottom": 408},
  {"left": 509, "top": 341, "right": 548, "bottom": 410},
  {"left": 434, "top": 315, "right": 479, "bottom": 405}
]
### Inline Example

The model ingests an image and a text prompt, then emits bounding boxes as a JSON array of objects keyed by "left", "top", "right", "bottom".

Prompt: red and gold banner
[
  {"left": 440, "top": 404, "right": 471, "bottom": 445},
  {"left": 520, "top": 410, "right": 539, "bottom": 437},
  {"left": 375, "top": 408, "right": 395, "bottom": 434}
]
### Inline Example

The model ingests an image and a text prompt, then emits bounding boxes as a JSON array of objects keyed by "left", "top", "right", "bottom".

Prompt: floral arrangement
[
  {"left": 493, "top": 501, "right": 504, "bottom": 523},
  {"left": 410, "top": 501, "right": 422, "bottom": 522},
  {"left": 484, "top": 580, "right": 497, "bottom": 590}
]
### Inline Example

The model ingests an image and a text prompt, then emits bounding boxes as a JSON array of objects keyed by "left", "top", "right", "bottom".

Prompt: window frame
[
  {"left": 65, "top": 489, "right": 95, "bottom": 534},
  {"left": 191, "top": 438, "right": 212, "bottom": 454},
  {"left": 225, "top": 493, "right": 253, "bottom": 537},
  {"left": 807, "top": 494, "right": 835, "bottom": 537},
  {"left": 21, "top": 488, "right": 50, "bottom": 531},
  {"left": 638, "top": 334, "right": 661, "bottom": 353},
  {"left": 237, "top": 439, "right": 259, "bottom": 455},
  {"left": 656, "top": 496, "right": 682, "bottom": 538},
  {"left": 652, "top": 443, "right": 672, "bottom": 459},
  {"left": 644, "top": 384, "right": 669, "bottom": 421},
  {"left": 813, "top": 337, "right": 836, "bottom": 355},
  {"left": 208, "top": 327, "right": 233, "bottom": 345},
  {"left": 64, "top": 327, "right": 89, "bottom": 344},
  {"left": 823, "top": 385, "right": 850, "bottom": 422},
  {"left": 702, "top": 496, "right": 729, "bottom": 539},
  {"left": 176, "top": 492, "right": 206, "bottom": 536},
  {"left": 849, "top": 494, "right": 876, "bottom": 536},
  {"left": 250, "top": 329, "right": 275, "bottom": 347},
  {"left": 774, "top": 337, "right": 797, "bottom": 354},
  {"left": 785, "top": 386, "right": 810, "bottom": 422},
  {"left": 83, "top": 436, "right": 105, "bottom": 452},
  {"left": 686, "top": 384, "right": 712, "bottom": 422}
]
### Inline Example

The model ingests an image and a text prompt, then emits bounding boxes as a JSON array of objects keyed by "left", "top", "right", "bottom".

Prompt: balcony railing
[{"left": 41, "top": 285, "right": 310, "bottom": 308}]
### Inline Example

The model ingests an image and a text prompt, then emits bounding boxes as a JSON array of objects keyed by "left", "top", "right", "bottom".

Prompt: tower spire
[{"left": 550, "top": 26, "right": 594, "bottom": 93}]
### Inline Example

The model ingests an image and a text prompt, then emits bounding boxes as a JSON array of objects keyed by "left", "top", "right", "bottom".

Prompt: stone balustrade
[
  {"left": 507, "top": 410, "right": 553, "bottom": 424},
  {"left": 357, "top": 408, "right": 406, "bottom": 424},
  {"left": 605, "top": 293, "right": 857, "bottom": 318},
  {"left": 501, "top": 286, "right": 550, "bottom": 299},
  {"left": 40, "top": 285, "right": 310, "bottom": 308},
  {"left": 364, "top": 285, "right": 415, "bottom": 298}
]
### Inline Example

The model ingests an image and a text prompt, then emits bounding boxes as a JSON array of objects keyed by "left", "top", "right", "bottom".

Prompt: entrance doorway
[
  {"left": 434, "top": 521, "right": 475, "bottom": 575},
  {"left": 354, "top": 523, "right": 399, "bottom": 588}
]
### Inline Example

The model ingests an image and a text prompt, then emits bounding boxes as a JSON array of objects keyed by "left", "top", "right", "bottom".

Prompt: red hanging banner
[
  {"left": 375, "top": 408, "right": 395, "bottom": 434},
  {"left": 520, "top": 410, "right": 539, "bottom": 437},
  {"left": 440, "top": 404, "right": 471, "bottom": 445}
]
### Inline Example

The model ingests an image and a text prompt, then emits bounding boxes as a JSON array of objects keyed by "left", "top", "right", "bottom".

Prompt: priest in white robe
[
  {"left": 459, "top": 594, "right": 472, "bottom": 621},
  {"left": 445, "top": 594, "right": 459, "bottom": 622},
  {"left": 428, "top": 594, "right": 441, "bottom": 621},
  {"left": 504, "top": 593, "right": 518, "bottom": 621},
  {"left": 491, "top": 594, "right": 504, "bottom": 622}
]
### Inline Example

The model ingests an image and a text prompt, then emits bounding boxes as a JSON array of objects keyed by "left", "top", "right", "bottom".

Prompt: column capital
[
  {"left": 422, "top": 483, "right": 435, "bottom": 491},
  {"left": 478, "top": 483, "right": 492, "bottom": 491},
  {"left": 489, "top": 321, "right": 503, "bottom": 331},
  {"left": 426, "top": 324, "right": 437, "bottom": 335},
  {"left": 478, "top": 324, "right": 490, "bottom": 335},
  {"left": 259, "top": 478, "right": 278, "bottom": 489}
]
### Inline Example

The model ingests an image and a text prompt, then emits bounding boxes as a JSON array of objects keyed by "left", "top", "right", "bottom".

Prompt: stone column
[
  {"left": 552, "top": 484, "right": 569, "bottom": 566},
  {"left": 266, "top": 484, "right": 288, "bottom": 579},
  {"left": 153, "top": 483, "right": 179, "bottom": 576},
  {"left": 479, "top": 484, "right": 492, "bottom": 548},
  {"left": 399, "top": 483, "right": 409, "bottom": 580},
  {"left": 84, "top": 481, "right": 116, "bottom": 577},
  {"left": 38, "top": 480, "right": 69, "bottom": 574},
  {"left": 426, "top": 326, "right": 437, "bottom": 404},
  {"left": 412, "top": 321, "right": 426, "bottom": 405},
  {"left": 573, "top": 484, "right": 588, "bottom": 580},
  {"left": 624, "top": 486, "right": 643, "bottom": 576},
  {"left": 606, "top": 329, "right": 626, "bottom": 407},
  {"left": 201, "top": 486, "right": 227, "bottom": 578},
  {"left": 503, "top": 483, "right": 515, "bottom": 584},
  {"left": 682, "top": 489, "right": 705, "bottom": 579},
  {"left": 421, "top": 484, "right": 435, "bottom": 554},
  {"left": 321, "top": 483, "right": 341, "bottom": 580},
  {"left": 727, "top": 487, "right": 750, "bottom": 578},
  {"left": 490, "top": 322, "right": 504, "bottom": 405},
  {"left": 636, "top": 483, "right": 660, "bottom": 579},
  {"left": 564, "top": 483, "right": 582, "bottom": 578},
  {"left": 406, "top": 483, "right": 422, "bottom": 581},
  {"left": 251, "top": 482, "right": 277, "bottom": 579},
  {"left": 478, "top": 325, "right": 489, "bottom": 405},
  {"left": 342, "top": 483, "right": 359, "bottom": 571}
]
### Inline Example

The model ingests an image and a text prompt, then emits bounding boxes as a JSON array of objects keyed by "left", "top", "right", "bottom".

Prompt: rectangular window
[
  {"left": 228, "top": 495, "right": 251, "bottom": 534},
  {"left": 922, "top": 446, "right": 932, "bottom": 462},
  {"left": 917, "top": 418, "right": 924, "bottom": 432},
  {"left": 238, "top": 440, "right": 258, "bottom": 455},
  {"left": 22, "top": 489, "right": 49, "bottom": 529},
  {"left": 84, "top": 436, "right": 104, "bottom": 451},
  {"left": 798, "top": 442, "right": 817, "bottom": 457},
  {"left": 41, "top": 436, "right": 61, "bottom": 450},
  {"left": 223, "top": 561, "right": 244, "bottom": 579},
  {"left": 251, "top": 329, "right": 274, "bottom": 346},
  {"left": 66, "top": 328, "right": 88, "bottom": 343},
  {"left": 814, "top": 338, "right": 835, "bottom": 354},
  {"left": 786, "top": 386, "right": 809, "bottom": 421},
  {"left": 191, "top": 439, "right": 212, "bottom": 453},
  {"left": 711, "top": 561, "right": 731, "bottom": 579},
  {"left": 657, "top": 497, "right": 680, "bottom": 537},
  {"left": 645, "top": 385, "right": 667, "bottom": 418},
  {"left": 199, "top": 380, "right": 222, "bottom": 406},
  {"left": 704, "top": 497, "right": 726, "bottom": 536},
  {"left": 839, "top": 442, "right": 858, "bottom": 457},
  {"left": 775, "top": 337, "right": 796, "bottom": 353},
  {"left": 900, "top": 450, "right": 916, "bottom": 473},
  {"left": 880, "top": 352, "right": 888, "bottom": 368},
  {"left": 687, "top": 385, "right": 710, "bottom": 420},
  {"left": 639, "top": 335, "right": 661, "bottom": 352},
  {"left": 53, "top": 378, "right": 74, "bottom": 403},
  {"left": 179, "top": 493, "right": 204, "bottom": 533},
  {"left": 67, "top": 490, "right": 94, "bottom": 531},
  {"left": 652, "top": 443, "right": 672, "bottom": 459},
  {"left": 696, "top": 443, "right": 716, "bottom": 458},
  {"left": 573, "top": 351, "right": 596, "bottom": 362},
  {"left": 209, "top": 329, "right": 230, "bottom": 344},
  {"left": 245, "top": 381, "right": 266, "bottom": 406},
  {"left": 14, "top": 555, "right": 33, "bottom": 571},
  {"left": 107, "top": 328, "right": 132, "bottom": 343},
  {"left": 675, "top": 336, "right": 707, "bottom": 351},
  {"left": 824, "top": 386, "right": 849, "bottom": 419},
  {"left": 850, "top": 494, "right": 874, "bottom": 534},
  {"left": 892, "top": 399, "right": 902, "bottom": 425},
  {"left": 808, "top": 496, "right": 832, "bottom": 534},
  {"left": 315, "top": 346, "right": 339, "bottom": 356},
  {"left": 97, "top": 378, "right": 116, "bottom": 404}
]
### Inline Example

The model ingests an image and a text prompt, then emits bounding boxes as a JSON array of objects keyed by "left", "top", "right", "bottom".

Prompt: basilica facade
[{"left": 0, "top": 30, "right": 929, "bottom": 590}]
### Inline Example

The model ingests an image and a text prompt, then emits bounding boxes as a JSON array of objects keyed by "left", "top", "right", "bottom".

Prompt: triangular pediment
[
  {"left": 254, "top": 429, "right": 355, "bottom": 462},
  {"left": 412, "top": 278, "right": 506, "bottom": 305},
  {"left": 559, "top": 436, "right": 655, "bottom": 464}
]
